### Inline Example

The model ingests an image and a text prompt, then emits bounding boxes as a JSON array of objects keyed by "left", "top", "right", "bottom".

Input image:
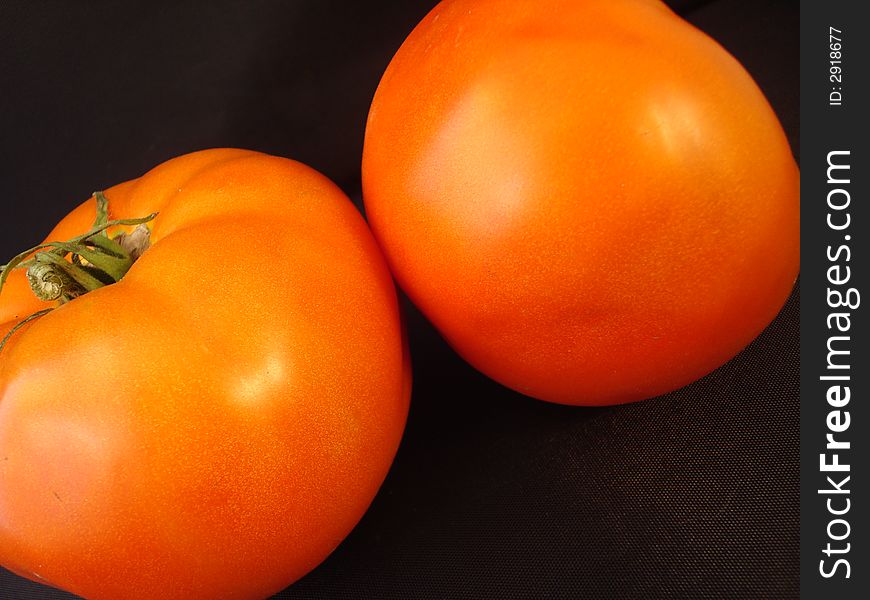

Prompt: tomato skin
[
  {"left": 0, "top": 149, "right": 410, "bottom": 599},
  {"left": 362, "top": 0, "right": 799, "bottom": 405}
]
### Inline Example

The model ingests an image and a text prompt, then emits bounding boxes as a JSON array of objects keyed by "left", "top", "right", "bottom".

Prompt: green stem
[
  {"left": 0, "top": 193, "right": 157, "bottom": 354},
  {"left": 93, "top": 191, "right": 110, "bottom": 229},
  {"left": 27, "top": 252, "right": 106, "bottom": 300},
  {"left": 0, "top": 211, "right": 156, "bottom": 293}
]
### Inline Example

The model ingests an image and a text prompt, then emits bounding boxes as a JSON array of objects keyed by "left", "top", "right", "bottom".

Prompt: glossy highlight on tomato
[
  {"left": 0, "top": 149, "right": 410, "bottom": 599},
  {"left": 362, "top": 0, "right": 800, "bottom": 405}
]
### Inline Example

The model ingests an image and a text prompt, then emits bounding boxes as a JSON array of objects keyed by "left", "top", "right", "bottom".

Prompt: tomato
[
  {"left": 362, "top": 0, "right": 799, "bottom": 405},
  {"left": 0, "top": 149, "right": 410, "bottom": 599}
]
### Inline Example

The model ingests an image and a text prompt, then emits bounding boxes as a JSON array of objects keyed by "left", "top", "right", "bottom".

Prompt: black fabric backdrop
[{"left": 0, "top": 0, "right": 798, "bottom": 598}]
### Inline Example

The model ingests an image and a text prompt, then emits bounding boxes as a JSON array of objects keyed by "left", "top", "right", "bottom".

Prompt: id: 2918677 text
[{"left": 829, "top": 27, "right": 844, "bottom": 107}]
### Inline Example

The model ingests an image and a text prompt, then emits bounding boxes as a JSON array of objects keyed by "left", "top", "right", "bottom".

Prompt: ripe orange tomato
[
  {"left": 0, "top": 149, "right": 410, "bottom": 599},
  {"left": 362, "top": 0, "right": 799, "bottom": 405}
]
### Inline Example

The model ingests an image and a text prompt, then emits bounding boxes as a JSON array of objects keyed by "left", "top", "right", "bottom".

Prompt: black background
[{"left": 0, "top": 1, "right": 798, "bottom": 598}]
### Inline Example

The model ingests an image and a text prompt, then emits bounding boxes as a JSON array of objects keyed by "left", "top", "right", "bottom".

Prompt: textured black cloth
[{"left": 0, "top": 0, "right": 798, "bottom": 598}]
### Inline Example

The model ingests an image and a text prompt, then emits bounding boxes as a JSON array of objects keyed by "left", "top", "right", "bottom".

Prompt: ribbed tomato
[{"left": 0, "top": 149, "right": 410, "bottom": 599}]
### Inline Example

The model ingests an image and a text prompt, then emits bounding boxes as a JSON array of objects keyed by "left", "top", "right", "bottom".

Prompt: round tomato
[
  {"left": 362, "top": 0, "right": 799, "bottom": 405},
  {"left": 0, "top": 149, "right": 410, "bottom": 599}
]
